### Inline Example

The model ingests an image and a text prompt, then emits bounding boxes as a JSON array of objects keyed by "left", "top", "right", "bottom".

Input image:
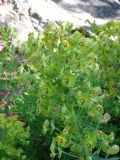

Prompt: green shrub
[
  {"left": 0, "top": 113, "right": 29, "bottom": 159},
  {"left": 92, "top": 21, "right": 120, "bottom": 117},
  {"left": 0, "top": 26, "right": 30, "bottom": 160},
  {"left": 91, "top": 21, "right": 120, "bottom": 149},
  {"left": 20, "top": 22, "right": 119, "bottom": 159},
  {"left": 1, "top": 22, "right": 119, "bottom": 160},
  {"left": 0, "top": 26, "right": 19, "bottom": 108}
]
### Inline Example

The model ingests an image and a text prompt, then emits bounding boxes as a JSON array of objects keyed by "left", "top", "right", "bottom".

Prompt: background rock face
[
  {"left": 0, "top": 0, "right": 120, "bottom": 42},
  {"left": 0, "top": 0, "right": 36, "bottom": 42},
  {"left": 52, "top": 0, "right": 120, "bottom": 19}
]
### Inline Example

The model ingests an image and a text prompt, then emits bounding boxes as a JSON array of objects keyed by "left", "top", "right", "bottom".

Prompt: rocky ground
[{"left": 0, "top": 0, "right": 120, "bottom": 42}]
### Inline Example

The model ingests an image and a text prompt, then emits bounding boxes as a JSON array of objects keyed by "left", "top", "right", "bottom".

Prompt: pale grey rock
[
  {"left": 0, "top": 1, "right": 37, "bottom": 42},
  {"left": 0, "top": 0, "right": 120, "bottom": 43}
]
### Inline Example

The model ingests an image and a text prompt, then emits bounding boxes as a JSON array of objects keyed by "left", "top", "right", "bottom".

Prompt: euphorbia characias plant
[{"left": 20, "top": 22, "right": 119, "bottom": 159}]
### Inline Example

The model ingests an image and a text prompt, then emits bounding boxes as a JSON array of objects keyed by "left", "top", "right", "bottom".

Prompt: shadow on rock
[{"left": 54, "top": 0, "right": 120, "bottom": 20}]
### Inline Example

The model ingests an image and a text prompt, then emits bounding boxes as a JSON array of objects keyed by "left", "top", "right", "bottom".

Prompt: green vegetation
[
  {"left": 0, "top": 21, "right": 120, "bottom": 160},
  {"left": 0, "top": 114, "right": 29, "bottom": 160}
]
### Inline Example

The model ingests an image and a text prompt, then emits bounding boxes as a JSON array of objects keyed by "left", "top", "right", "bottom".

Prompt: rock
[
  {"left": 55, "top": 0, "right": 120, "bottom": 21},
  {"left": 0, "top": 0, "right": 37, "bottom": 42},
  {"left": 0, "top": 0, "right": 120, "bottom": 42},
  {"left": 115, "top": 0, "right": 120, "bottom": 4},
  {"left": 0, "top": 0, "right": 5, "bottom": 5},
  {"left": 0, "top": 40, "right": 5, "bottom": 51}
]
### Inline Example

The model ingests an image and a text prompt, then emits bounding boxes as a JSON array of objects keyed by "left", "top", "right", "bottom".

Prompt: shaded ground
[{"left": 52, "top": 0, "right": 120, "bottom": 20}]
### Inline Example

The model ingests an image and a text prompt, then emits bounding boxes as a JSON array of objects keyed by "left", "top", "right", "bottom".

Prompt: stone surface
[
  {"left": 52, "top": 0, "right": 120, "bottom": 22},
  {"left": 0, "top": 1, "right": 37, "bottom": 42},
  {"left": 0, "top": 0, "right": 120, "bottom": 42}
]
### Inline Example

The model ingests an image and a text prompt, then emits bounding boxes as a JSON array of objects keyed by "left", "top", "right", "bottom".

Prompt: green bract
[{"left": 20, "top": 22, "right": 119, "bottom": 159}]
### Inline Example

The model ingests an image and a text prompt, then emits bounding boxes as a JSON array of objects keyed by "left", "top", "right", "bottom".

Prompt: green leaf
[{"left": 42, "top": 119, "right": 50, "bottom": 135}]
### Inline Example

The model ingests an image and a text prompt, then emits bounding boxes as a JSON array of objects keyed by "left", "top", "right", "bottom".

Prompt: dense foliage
[
  {"left": 0, "top": 27, "right": 29, "bottom": 160},
  {"left": 91, "top": 21, "right": 120, "bottom": 149},
  {"left": 0, "top": 21, "right": 120, "bottom": 160},
  {"left": 0, "top": 114, "right": 29, "bottom": 160}
]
